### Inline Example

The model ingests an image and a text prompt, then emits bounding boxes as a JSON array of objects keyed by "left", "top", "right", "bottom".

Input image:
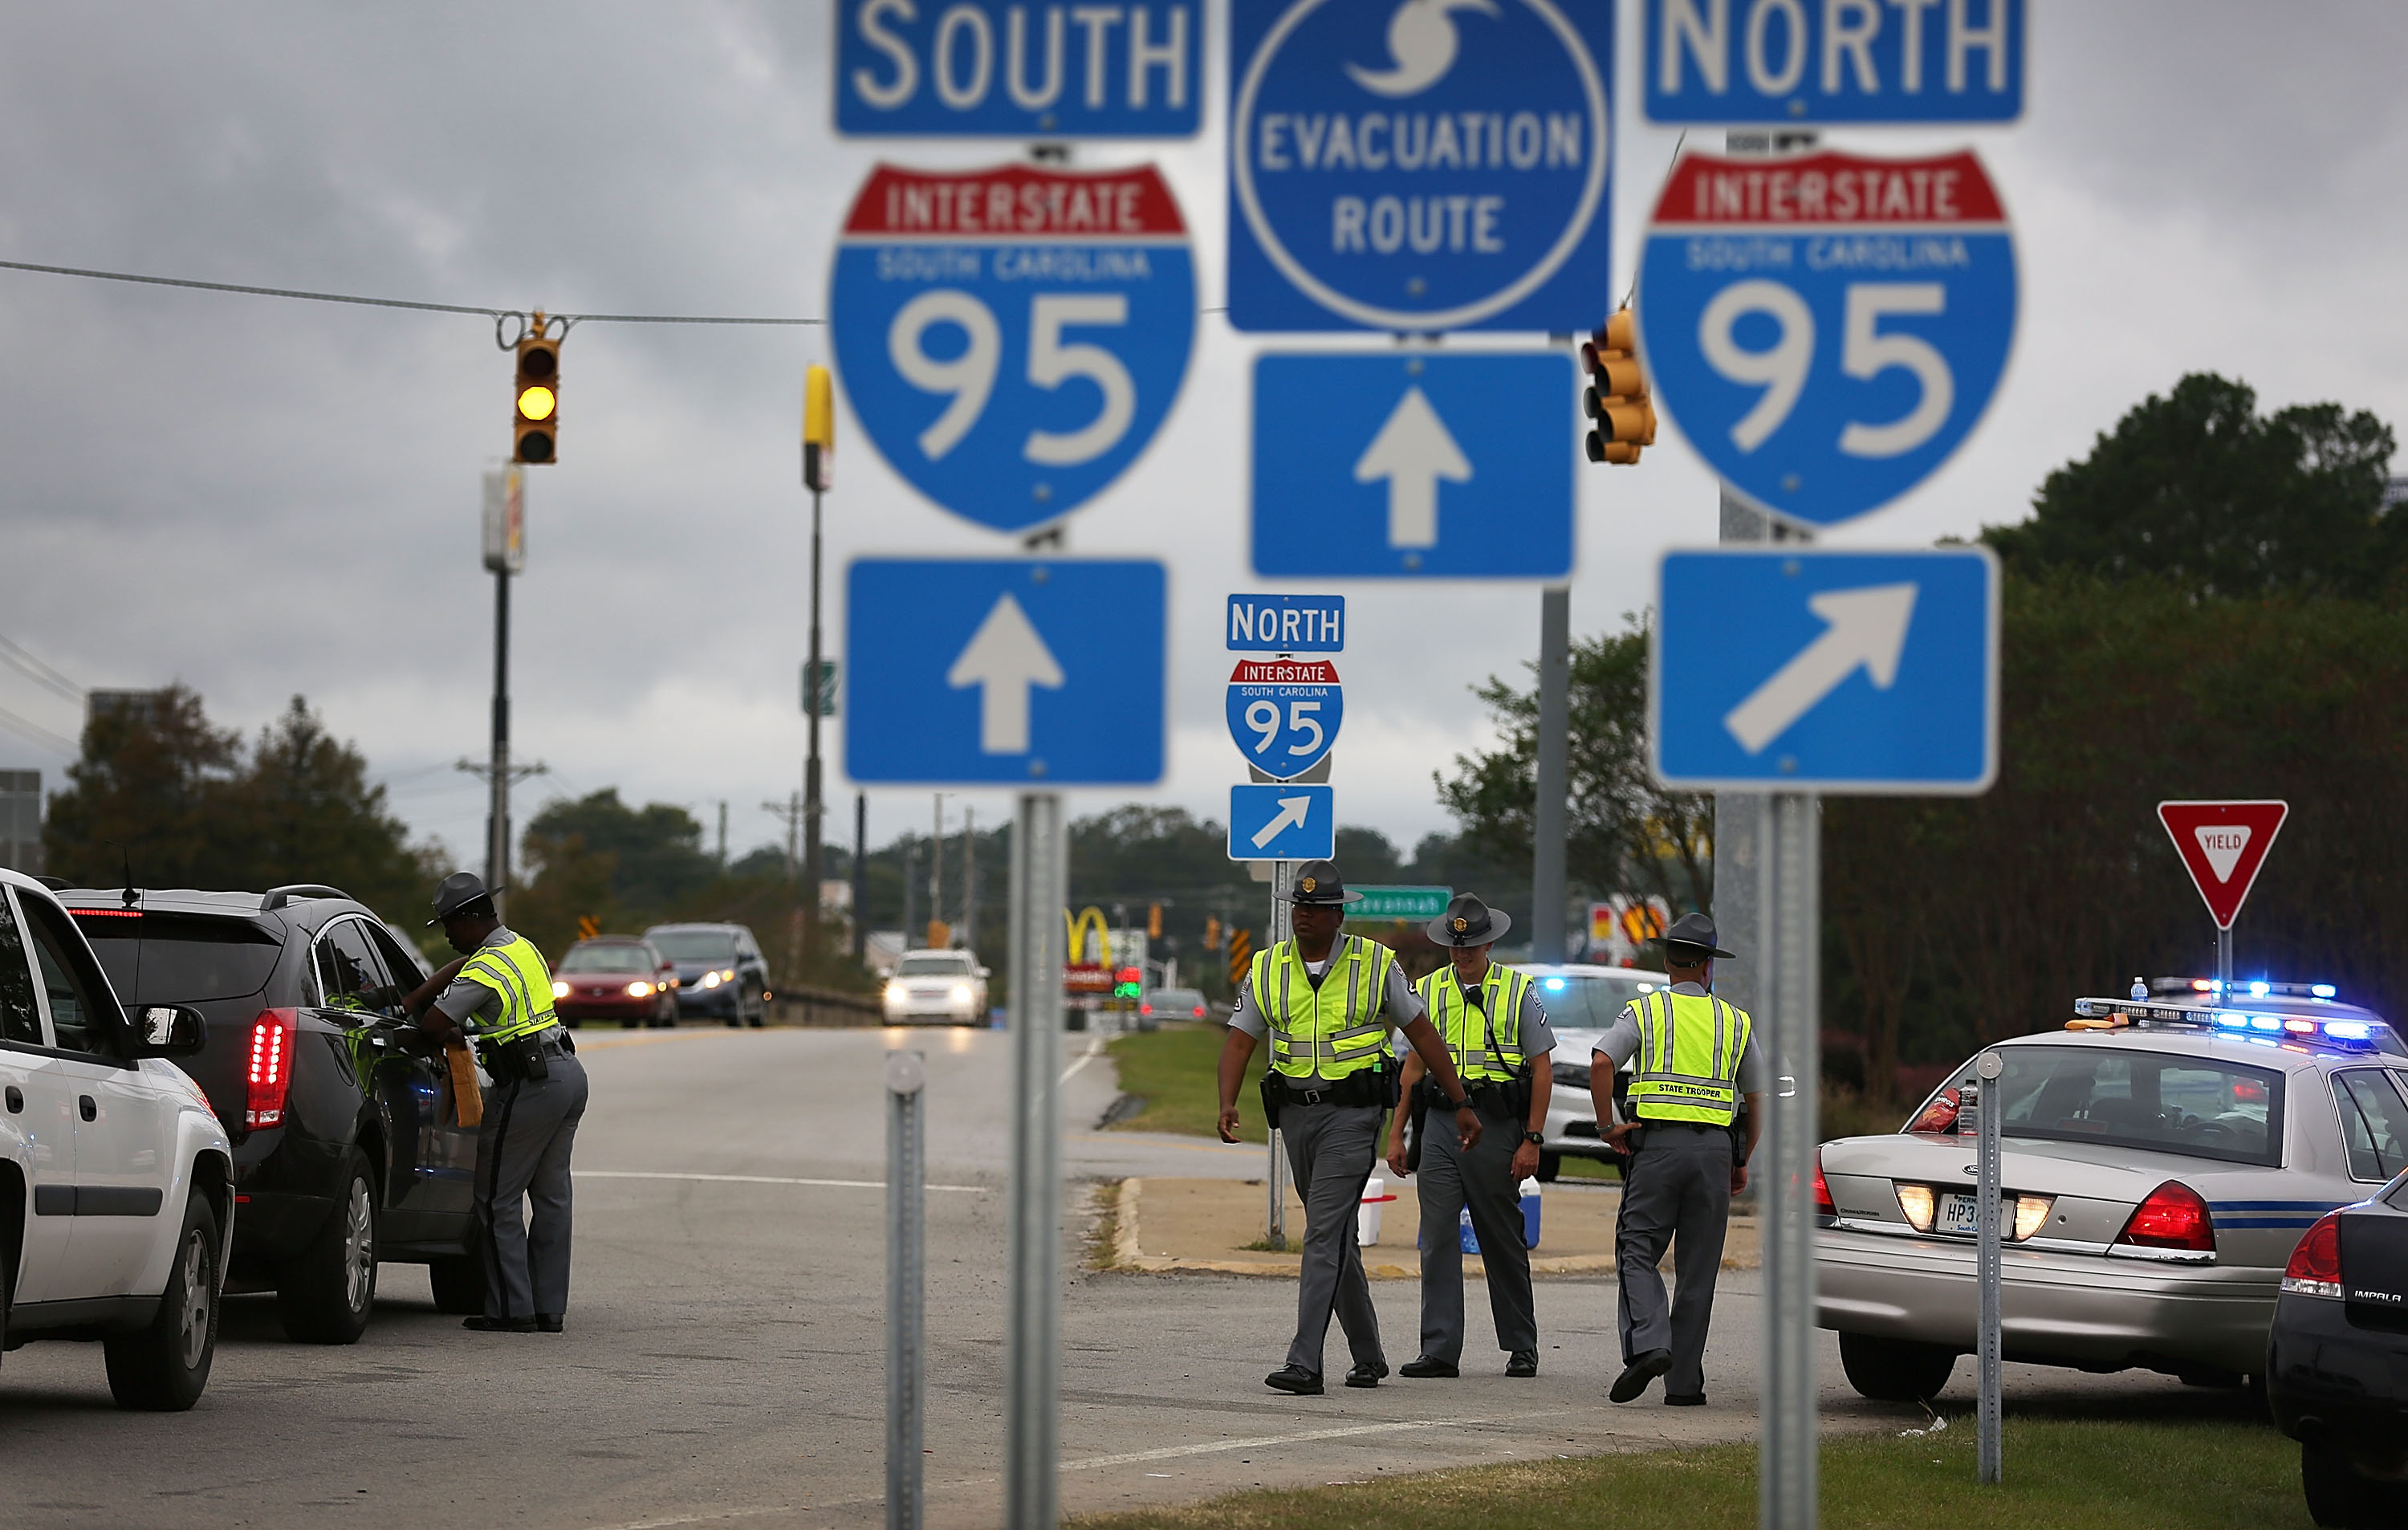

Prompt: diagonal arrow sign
[
  {"left": 1723, "top": 583, "right": 1919, "bottom": 754},
  {"left": 946, "top": 592, "right": 1064, "bottom": 754},
  {"left": 1249, "top": 794, "right": 1313, "bottom": 849},
  {"left": 1352, "top": 386, "right": 1471, "bottom": 549}
]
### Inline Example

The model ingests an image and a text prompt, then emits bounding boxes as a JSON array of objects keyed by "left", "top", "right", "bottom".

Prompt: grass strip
[
  {"left": 1104, "top": 1023, "right": 1267, "bottom": 1143},
  {"left": 1068, "top": 1417, "right": 2307, "bottom": 1530}
]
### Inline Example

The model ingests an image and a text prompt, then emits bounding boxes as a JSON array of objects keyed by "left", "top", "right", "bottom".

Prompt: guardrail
[{"left": 768, "top": 986, "right": 885, "bottom": 1028}]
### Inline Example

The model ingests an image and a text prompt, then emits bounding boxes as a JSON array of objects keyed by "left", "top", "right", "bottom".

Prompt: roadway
[{"left": 0, "top": 1027, "right": 2234, "bottom": 1528}]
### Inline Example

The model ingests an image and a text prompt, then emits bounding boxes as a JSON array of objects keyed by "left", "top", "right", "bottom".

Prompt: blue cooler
[{"left": 1433, "top": 1179, "right": 1542, "bottom": 1252}]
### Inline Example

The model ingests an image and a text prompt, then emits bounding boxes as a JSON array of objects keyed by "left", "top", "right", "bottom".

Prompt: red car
[{"left": 550, "top": 937, "right": 679, "bottom": 1028}]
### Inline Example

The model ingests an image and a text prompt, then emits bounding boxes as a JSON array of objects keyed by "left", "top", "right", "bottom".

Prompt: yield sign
[{"left": 2158, "top": 800, "right": 2289, "bottom": 930}]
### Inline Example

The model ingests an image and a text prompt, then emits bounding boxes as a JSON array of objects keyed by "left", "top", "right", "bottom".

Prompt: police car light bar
[
  {"left": 2074, "top": 996, "right": 2388, "bottom": 1048},
  {"left": 2151, "top": 976, "right": 2341, "bottom": 1000}
]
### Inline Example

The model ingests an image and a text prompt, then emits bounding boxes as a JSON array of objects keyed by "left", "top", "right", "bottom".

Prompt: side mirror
[
  {"left": 978, "top": 966, "right": 992, "bottom": 979},
  {"left": 129, "top": 1004, "right": 208, "bottom": 1058}
]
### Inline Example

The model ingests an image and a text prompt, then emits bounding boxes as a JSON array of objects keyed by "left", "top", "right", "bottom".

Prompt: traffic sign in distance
[
  {"left": 1637, "top": 150, "right": 2016, "bottom": 530},
  {"left": 1227, "top": 928, "right": 1254, "bottom": 987},
  {"left": 1228, "top": 592, "right": 1345, "bottom": 653},
  {"left": 1253, "top": 352, "right": 1574, "bottom": 578},
  {"left": 1226, "top": 657, "right": 1342, "bottom": 779},
  {"left": 1642, "top": 0, "right": 2024, "bottom": 124},
  {"left": 1227, "top": 0, "right": 1614, "bottom": 332},
  {"left": 830, "top": 164, "right": 1196, "bottom": 534},
  {"left": 845, "top": 558, "right": 1165, "bottom": 785},
  {"left": 2157, "top": 801, "right": 2289, "bottom": 931},
  {"left": 836, "top": 0, "right": 1202, "bottom": 138},
  {"left": 1350, "top": 885, "right": 1450, "bottom": 921},
  {"left": 1228, "top": 783, "right": 1336, "bottom": 862},
  {"left": 1652, "top": 547, "right": 1997, "bottom": 793}
]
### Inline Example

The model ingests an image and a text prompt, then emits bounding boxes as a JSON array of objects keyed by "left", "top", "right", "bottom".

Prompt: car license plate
[{"left": 1938, "top": 1193, "right": 1983, "bottom": 1235}]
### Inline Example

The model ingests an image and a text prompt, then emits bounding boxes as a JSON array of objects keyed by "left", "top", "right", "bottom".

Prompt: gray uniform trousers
[
  {"left": 1613, "top": 1122, "right": 1735, "bottom": 1399},
  {"left": 1279, "top": 1101, "right": 1388, "bottom": 1374},
  {"left": 474, "top": 1037, "right": 589, "bottom": 1321},
  {"left": 1415, "top": 1101, "right": 1536, "bottom": 1364}
]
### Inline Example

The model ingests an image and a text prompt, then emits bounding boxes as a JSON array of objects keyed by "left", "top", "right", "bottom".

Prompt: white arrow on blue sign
[
  {"left": 1253, "top": 352, "right": 1573, "bottom": 578},
  {"left": 1226, "top": 657, "right": 1342, "bottom": 779},
  {"left": 1651, "top": 546, "right": 1997, "bottom": 794},
  {"left": 1642, "top": 0, "right": 2024, "bottom": 124},
  {"left": 1227, "top": 0, "right": 1615, "bottom": 332},
  {"left": 835, "top": 0, "right": 1203, "bottom": 137},
  {"left": 845, "top": 559, "right": 1165, "bottom": 785},
  {"left": 1229, "top": 783, "right": 1336, "bottom": 862},
  {"left": 1637, "top": 149, "right": 2016, "bottom": 530},
  {"left": 830, "top": 163, "right": 1196, "bottom": 534}
]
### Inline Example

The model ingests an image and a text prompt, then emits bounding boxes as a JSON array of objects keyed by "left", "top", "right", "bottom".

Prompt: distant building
[
  {"left": 87, "top": 688, "right": 173, "bottom": 730},
  {"left": 2386, "top": 476, "right": 2408, "bottom": 513},
  {"left": 0, "top": 770, "right": 40, "bottom": 875}
]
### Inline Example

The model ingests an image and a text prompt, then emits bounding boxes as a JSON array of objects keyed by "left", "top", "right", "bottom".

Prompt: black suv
[
  {"left": 643, "top": 922, "right": 770, "bottom": 1027},
  {"left": 58, "top": 883, "right": 482, "bottom": 1342}
]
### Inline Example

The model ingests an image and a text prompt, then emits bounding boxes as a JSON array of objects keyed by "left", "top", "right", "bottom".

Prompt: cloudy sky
[{"left": 1, "top": 2, "right": 2403, "bottom": 877}]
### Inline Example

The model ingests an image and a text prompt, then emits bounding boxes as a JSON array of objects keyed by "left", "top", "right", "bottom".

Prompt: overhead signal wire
[
  {"left": 0, "top": 633, "right": 86, "bottom": 703},
  {"left": 0, "top": 701, "right": 77, "bottom": 754}
]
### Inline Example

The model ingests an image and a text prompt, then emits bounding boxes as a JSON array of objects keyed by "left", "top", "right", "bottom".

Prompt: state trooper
[
  {"left": 1596, "top": 911, "right": 1764, "bottom": 1406},
  {"left": 1215, "top": 861, "right": 1487, "bottom": 1396},
  {"left": 1384, "top": 893, "right": 1556, "bottom": 1378},
  {"left": 402, "top": 871, "right": 590, "bottom": 1334}
]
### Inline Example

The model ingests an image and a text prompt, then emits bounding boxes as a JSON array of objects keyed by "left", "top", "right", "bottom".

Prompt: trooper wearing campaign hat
[
  {"left": 1383, "top": 893, "right": 1558, "bottom": 1379},
  {"left": 400, "top": 871, "right": 589, "bottom": 1334},
  {"left": 1216, "top": 861, "right": 1489, "bottom": 1395},
  {"left": 1592, "top": 910, "right": 1764, "bottom": 1406}
]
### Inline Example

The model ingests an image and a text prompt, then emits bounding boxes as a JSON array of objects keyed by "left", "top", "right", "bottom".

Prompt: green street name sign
[{"left": 1346, "top": 885, "right": 1451, "bottom": 921}]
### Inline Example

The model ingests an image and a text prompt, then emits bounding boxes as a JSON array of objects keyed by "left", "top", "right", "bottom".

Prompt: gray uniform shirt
[
  {"left": 429, "top": 926, "right": 521, "bottom": 1033},
  {"left": 1592, "top": 980, "right": 1767, "bottom": 1122},
  {"left": 1228, "top": 938, "right": 1427, "bottom": 1085}
]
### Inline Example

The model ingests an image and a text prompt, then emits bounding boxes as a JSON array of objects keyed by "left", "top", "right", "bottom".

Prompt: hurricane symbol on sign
[{"left": 1346, "top": 0, "right": 1497, "bottom": 98}]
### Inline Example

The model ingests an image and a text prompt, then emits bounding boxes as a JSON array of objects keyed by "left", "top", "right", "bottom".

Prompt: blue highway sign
[
  {"left": 845, "top": 558, "right": 1166, "bottom": 785},
  {"left": 836, "top": 0, "right": 1202, "bottom": 137},
  {"left": 830, "top": 163, "right": 1196, "bottom": 534},
  {"left": 1637, "top": 149, "right": 2016, "bottom": 529},
  {"left": 1228, "top": 592, "right": 1346, "bottom": 652},
  {"left": 1643, "top": 0, "right": 2024, "bottom": 124},
  {"left": 1226, "top": 658, "right": 1342, "bottom": 779},
  {"left": 1227, "top": 0, "right": 1615, "bottom": 332},
  {"left": 1651, "top": 547, "right": 1998, "bottom": 794},
  {"left": 1229, "top": 783, "right": 1336, "bottom": 861},
  {"left": 1253, "top": 352, "right": 1573, "bottom": 578}
]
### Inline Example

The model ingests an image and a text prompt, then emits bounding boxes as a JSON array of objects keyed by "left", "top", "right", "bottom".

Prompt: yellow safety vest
[
  {"left": 1414, "top": 962, "right": 1536, "bottom": 1084},
  {"left": 1249, "top": 934, "right": 1397, "bottom": 1081},
  {"left": 457, "top": 932, "right": 559, "bottom": 1044},
  {"left": 1627, "top": 988, "right": 1752, "bottom": 1124}
]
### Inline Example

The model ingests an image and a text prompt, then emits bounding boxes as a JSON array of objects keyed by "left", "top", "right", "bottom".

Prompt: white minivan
[{"left": 1, "top": 869, "right": 234, "bottom": 1410}]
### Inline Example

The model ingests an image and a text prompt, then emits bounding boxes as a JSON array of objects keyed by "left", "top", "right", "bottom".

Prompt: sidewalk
[{"left": 1100, "top": 1175, "right": 1761, "bottom": 1277}]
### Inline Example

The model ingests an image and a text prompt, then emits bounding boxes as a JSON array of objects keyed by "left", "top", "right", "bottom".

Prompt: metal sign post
[
  {"left": 885, "top": 1049, "right": 927, "bottom": 1530},
  {"left": 1974, "top": 1050, "right": 2006, "bottom": 1484},
  {"left": 1761, "top": 792, "right": 1821, "bottom": 1530},
  {"left": 1264, "top": 858, "right": 1287, "bottom": 1252},
  {"left": 1005, "top": 792, "right": 1066, "bottom": 1530}
]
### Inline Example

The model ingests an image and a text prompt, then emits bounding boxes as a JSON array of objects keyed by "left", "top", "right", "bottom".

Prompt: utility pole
[
  {"left": 962, "top": 805, "right": 978, "bottom": 955},
  {"left": 763, "top": 793, "right": 805, "bottom": 885},
  {"left": 467, "top": 465, "right": 538, "bottom": 918},
  {"left": 852, "top": 793, "right": 868, "bottom": 962},
  {"left": 901, "top": 836, "right": 918, "bottom": 949},
  {"left": 1531, "top": 585, "right": 1571, "bottom": 962},
  {"left": 716, "top": 800, "right": 728, "bottom": 871},
  {"left": 929, "top": 794, "right": 946, "bottom": 946},
  {"left": 802, "top": 366, "right": 836, "bottom": 962}
]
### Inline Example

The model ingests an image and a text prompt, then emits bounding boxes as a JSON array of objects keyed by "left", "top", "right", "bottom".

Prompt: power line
[
  {"left": 0, "top": 633, "right": 84, "bottom": 702},
  {"left": 0, "top": 701, "right": 75, "bottom": 755}
]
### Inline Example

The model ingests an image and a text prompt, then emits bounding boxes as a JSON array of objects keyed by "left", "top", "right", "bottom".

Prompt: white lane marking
[
  {"left": 1060, "top": 1032, "right": 1106, "bottom": 1084},
  {"left": 584, "top": 1509, "right": 791, "bottom": 1530},
  {"left": 1058, "top": 1410, "right": 1556, "bottom": 1473},
  {"left": 576, "top": 1170, "right": 987, "bottom": 1194}
]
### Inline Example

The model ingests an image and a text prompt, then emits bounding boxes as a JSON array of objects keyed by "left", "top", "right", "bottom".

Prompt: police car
[
  {"left": 1816, "top": 979, "right": 2407, "bottom": 1401},
  {"left": 1516, "top": 964, "right": 1670, "bottom": 1180}
]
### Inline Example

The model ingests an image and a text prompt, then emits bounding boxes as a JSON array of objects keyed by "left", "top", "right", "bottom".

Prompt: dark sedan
[
  {"left": 2270, "top": 1168, "right": 2408, "bottom": 1527},
  {"left": 643, "top": 922, "right": 768, "bottom": 1027},
  {"left": 551, "top": 937, "right": 677, "bottom": 1028}
]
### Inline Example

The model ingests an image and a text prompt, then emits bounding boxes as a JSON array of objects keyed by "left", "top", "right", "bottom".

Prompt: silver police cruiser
[{"left": 1816, "top": 979, "right": 2408, "bottom": 1401}]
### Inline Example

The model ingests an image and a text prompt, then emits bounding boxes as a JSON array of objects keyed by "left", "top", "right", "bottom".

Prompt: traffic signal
[
  {"left": 1147, "top": 902, "right": 1162, "bottom": 939},
  {"left": 1582, "top": 307, "right": 1654, "bottom": 466},
  {"left": 1203, "top": 915, "right": 1221, "bottom": 952},
  {"left": 1227, "top": 929, "right": 1253, "bottom": 988},
  {"left": 1113, "top": 966, "right": 1143, "bottom": 999},
  {"left": 514, "top": 317, "right": 561, "bottom": 465}
]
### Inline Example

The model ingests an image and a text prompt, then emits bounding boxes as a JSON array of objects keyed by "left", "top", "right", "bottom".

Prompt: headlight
[
  {"left": 885, "top": 982, "right": 907, "bottom": 1001},
  {"left": 701, "top": 970, "right": 722, "bottom": 989},
  {"left": 950, "top": 984, "right": 972, "bottom": 1003},
  {"left": 719, "top": 967, "right": 736, "bottom": 983},
  {"left": 551, "top": 981, "right": 571, "bottom": 999},
  {"left": 626, "top": 981, "right": 653, "bottom": 998}
]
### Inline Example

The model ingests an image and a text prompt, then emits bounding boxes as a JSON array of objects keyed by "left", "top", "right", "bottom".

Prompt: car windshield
[
  {"left": 1992, "top": 1044, "right": 2286, "bottom": 1167},
  {"left": 897, "top": 954, "right": 972, "bottom": 976},
  {"left": 75, "top": 911, "right": 284, "bottom": 1004},
  {"left": 1532, "top": 971, "right": 1669, "bottom": 1031},
  {"left": 562, "top": 945, "right": 653, "bottom": 974},
  {"left": 649, "top": 931, "right": 738, "bottom": 962}
]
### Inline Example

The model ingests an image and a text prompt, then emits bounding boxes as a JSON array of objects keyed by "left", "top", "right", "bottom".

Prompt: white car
[
  {"left": 882, "top": 949, "right": 990, "bottom": 1026},
  {"left": 2, "top": 869, "right": 234, "bottom": 1410},
  {"left": 1523, "top": 964, "right": 1672, "bottom": 1179}
]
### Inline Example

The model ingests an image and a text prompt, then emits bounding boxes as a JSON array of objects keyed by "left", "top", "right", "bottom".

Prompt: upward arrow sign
[
  {"left": 946, "top": 592, "right": 1064, "bottom": 754},
  {"left": 1353, "top": 386, "right": 1471, "bottom": 549}
]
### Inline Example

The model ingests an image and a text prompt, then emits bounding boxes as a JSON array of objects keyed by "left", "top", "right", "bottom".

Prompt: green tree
[
  {"left": 43, "top": 685, "right": 240, "bottom": 889},
  {"left": 519, "top": 790, "right": 718, "bottom": 914},
  {"left": 216, "top": 697, "right": 438, "bottom": 921},
  {"left": 1983, "top": 372, "right": 2403, "bottom": 598}
]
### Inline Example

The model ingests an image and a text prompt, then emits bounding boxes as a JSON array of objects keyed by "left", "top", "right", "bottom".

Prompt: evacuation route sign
[{"left": 2158, "top": 800, "right": 2288, "bottom": 930}]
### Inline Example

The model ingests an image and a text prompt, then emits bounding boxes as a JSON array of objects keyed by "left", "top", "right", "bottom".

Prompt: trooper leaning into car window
[{"left": 404, "top": 871, "right": 589, "bottom": 1335}]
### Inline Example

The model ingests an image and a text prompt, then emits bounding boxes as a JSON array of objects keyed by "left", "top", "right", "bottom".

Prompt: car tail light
[
  {"left": 2115, "top": 1181, "right": 2215, "bottom": 1253},
  {"left": 1140, "top": 1003, "right": 1152, "bottom": 1015},
  {"left": 1907, "top": 1088, "right": 1959, "bottom": 1134},
  {"left": 246, "top": 1008, "right": 298, "bottom": 1129},
  {"left": 2281, "top": 1211, "right": 2345, "bottom": 1298},
  {"left": 1812, "top": 1150, "right": 1837, "bottom": 1218},
  {"left": 1192, "top": 1005, "right": 1206, "bottom": 1018}
]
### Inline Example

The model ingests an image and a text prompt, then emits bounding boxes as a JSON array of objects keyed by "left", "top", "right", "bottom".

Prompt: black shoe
[
  {"left": 1666, "top": 1393, "right": 1706, "bottom": 1407},
  {"left": 462, "top": 1316, "right": 536, "bottom": 1333},
  {"left": 1265, "top": 1365, "right": 1324, "bottom": 1395},
  {"left": 535, "top": 1314, "right": 563, "bottom": 1333},
  {"left": 1609, "top": 1348, "right": 1673, "bottom": 1403},
  {"left": 1506, "top": 1350, "right": 1539, "bottom": 1377},
  {"left": 1344, "top": 1360, "right": 1387, "bottom": 1389},
  {"left": 1399, "top": 1354, "right": 1459, "bottom": 1379}
]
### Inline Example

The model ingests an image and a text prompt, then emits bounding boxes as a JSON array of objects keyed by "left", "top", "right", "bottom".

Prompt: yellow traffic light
[
  {"left": 1202, "top": 915, "right": 1220, "bottom": 952},
  {"left": 803, "top": 364, "right": 835, "bottom": 491},
  {"left": 1147, "top": 902, "right": 1162, "bottom": 939},
  {"left": 514, "top": 317, "right": 561, "bottom": 465},
  {"left": 1583, "top": 307, "right": 1655, "bottom": 466}
]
